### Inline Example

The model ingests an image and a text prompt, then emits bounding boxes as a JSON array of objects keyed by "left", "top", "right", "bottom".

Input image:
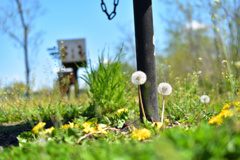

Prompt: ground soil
[
  {"left": 0, "top": 121, "right": 53, "bottom": 147},
  {"left": 0, "top": 122, "right": 32, "bottom": 147}
]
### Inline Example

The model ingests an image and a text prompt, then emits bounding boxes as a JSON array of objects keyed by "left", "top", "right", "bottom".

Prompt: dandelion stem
[
  {"left": 138, "top": 85, "right": 146, "bottom": 119},
  {"left": 205, "top": 103, "right": 207, "bottom": 112},
  {"left": 161, "top": 96, "right": 165, "bottom": 123}
]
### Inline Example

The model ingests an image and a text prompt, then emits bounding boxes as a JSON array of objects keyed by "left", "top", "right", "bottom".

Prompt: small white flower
[
  {"left": 131, "top": 71, "right": 147, "bottom": 85},
  {"left": 158, "top": 82, "right": 172, "bottom": 96},
  {"left": 198, "top": 57, "right": 202, "bottom": 61},
  {"left": 200, "top": 95, "right": 210, "bottom": 103}
]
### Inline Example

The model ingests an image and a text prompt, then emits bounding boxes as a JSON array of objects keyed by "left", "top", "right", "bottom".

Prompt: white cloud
[{"left": 185, "top": 20, "right": 207, "bottom": 30}]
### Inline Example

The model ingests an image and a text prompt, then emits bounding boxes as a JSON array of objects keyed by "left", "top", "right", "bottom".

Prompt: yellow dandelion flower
[
  {"left": 69, "top": 122, "right": 75, "bottom": 128},
  {"left": 208, "top": 115, "right": 223, "bottom": 125},
  {"left": 60, "top": 124, "right": 69, "bottom": 129},
  {"left": 165, "top": 119, "right": 170, "bottom": 124},
  {"left": 131, "top": 128, "right": 151, "bottom": 141},
  {"left": 82, "top": 122, "right": 107, "bottom": 134},
  {"left": 236, "top": 107, "right": 240, "bottom": 112},
  {"left": 43, "top": 126, "right": 55, "bottom": 135},
  {"left": 234, "top": 101, "right": 240, "bottom": 106},
  {"left": 32, "top": 122, "right": 46, "bottom": 134},
  {"left": 82, "top": 122, "right": 93, "bottom": 128},
  {"left": 116, "top": 108, "right": 128, "bottom": 114},
  {"left": 220, "top": 110, "right": 235, "bottom": 118},
  {"left": 152, "top": 122, "right": 163, "bottom": 129},
  {"left": 82, "top": 122, "right": 97, "bottom": 133},
  {"left": 97, "top": 126, "right": 107, "bottom": 134},
  {"left": 74, "top": 124, "right": 80, "bottom": 128},
  {"left": 222, "top": 103, "right": 231, "bottom": 110},
  {"left": 83, "top": 126, "right": 96, "bottom": 133}
]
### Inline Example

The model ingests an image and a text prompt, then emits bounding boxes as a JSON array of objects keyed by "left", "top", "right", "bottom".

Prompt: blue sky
[{"left": 0, "top": 0, "right": 166, "bottom": 90}]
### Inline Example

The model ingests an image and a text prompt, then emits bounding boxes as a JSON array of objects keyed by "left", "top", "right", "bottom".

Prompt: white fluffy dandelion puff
[
  {"left": 200, "top": 95, "right": 210, "bottom": 104},
  {"left": 131, "top": 71, "right": 147, "bottom": 119},
  {"left": 157, "top": 82, "right": 172, "bottom": 96},
  {"left": 158, "top": 82, "right": 172, "bottom": 123},
  {"left": 131, "top": 71, "right": 147, "bottom": 85}
]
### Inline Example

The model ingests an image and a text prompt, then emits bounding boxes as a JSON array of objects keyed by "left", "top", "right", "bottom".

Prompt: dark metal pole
[
  {"left": 133, "top": 0, "right": 160, "bottom": 122},
  {"left": 73, "top": 68, "right": 79, "bottom": 98}
]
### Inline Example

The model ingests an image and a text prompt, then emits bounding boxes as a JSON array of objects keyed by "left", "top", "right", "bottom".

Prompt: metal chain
[{"left": 101, "top": 0, "right": 119, "bottom": 20}]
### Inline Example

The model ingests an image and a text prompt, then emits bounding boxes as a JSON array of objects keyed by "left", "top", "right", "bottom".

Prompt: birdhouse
[{"left": 57, "top": 39, "right": 87, "bottom": 68}]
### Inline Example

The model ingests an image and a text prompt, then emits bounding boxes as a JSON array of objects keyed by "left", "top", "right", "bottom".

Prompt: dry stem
[
  {"left": 77, "top": 127, "right": 121, "bottom": 143},
  {"left": 139, "top": 85, "right": 146, "bottom": 119}
]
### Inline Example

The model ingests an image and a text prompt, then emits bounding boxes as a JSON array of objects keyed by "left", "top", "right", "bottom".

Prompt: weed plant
[{"left": 80, "top": 52, "right": 134, "bottom": 120}]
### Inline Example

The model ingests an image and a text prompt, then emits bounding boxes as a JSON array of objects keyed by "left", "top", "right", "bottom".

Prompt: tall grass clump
[{"left": 80, "top": 52, "right": 133, "bottom": 119}]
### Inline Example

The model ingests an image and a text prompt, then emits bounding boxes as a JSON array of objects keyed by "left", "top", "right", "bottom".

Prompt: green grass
[
  {"left": 0, "top": 52, "right": 239, "bottom": 160},
  {"left": 1, "top": 121, "right": 240, "bottom": 160}
]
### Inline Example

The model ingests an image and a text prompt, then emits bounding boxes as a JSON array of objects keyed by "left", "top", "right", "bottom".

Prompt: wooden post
[
  {"left": 62, "top": 63, "right": 80, "bottom": 98},
  {"left": 133, "top": 0, "right": 160, "bottom": 122}
]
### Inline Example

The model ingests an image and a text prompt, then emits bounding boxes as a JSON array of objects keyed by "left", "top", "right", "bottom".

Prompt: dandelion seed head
[
  {"left": 158, "top": 82, "right": 172, "bottom": 95},
  {"left": 131, "top": 71, "right": 147, "bottom": 85},
  {"left": 200, "top": 95, "right": 210, "bottom": 103}
]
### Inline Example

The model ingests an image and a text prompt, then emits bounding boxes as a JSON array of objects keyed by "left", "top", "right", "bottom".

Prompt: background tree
[
  {"left": 156, "top": 0, "right": 239, "bottom": 94},
  {"left": 207, "top": 0, "right": 240, "bottom": 77},
  {"left": 0, "top": 0, "right": 44, "bottom": 97}
]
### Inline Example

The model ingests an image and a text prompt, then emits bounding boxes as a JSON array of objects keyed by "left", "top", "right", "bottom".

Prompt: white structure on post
[
  {"left": 57, "top": 38, "right": 87, "bottom": 98},
  {"left": 57, "top": 39, "right": 86, "bottom": 65}
]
